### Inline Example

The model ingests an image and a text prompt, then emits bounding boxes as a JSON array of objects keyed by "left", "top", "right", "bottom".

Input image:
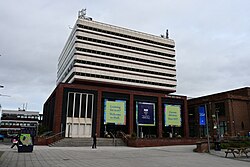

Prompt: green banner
[
  {"left": 165, "top": 105, "right": 181, "bottom": 127},
  {"left": 104, "top": 100, "right": 126, "bottom": 125}
]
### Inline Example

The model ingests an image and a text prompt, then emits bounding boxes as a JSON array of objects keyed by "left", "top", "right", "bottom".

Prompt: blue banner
[
  {"left": 137, "top": 102, "right": 155, "bottom": 126},
  {"left": 199, "top": 105, "right": 206, "bottom": 125}
]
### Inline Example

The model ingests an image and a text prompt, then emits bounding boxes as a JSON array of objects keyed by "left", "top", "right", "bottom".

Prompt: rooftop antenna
[
  {"left": 78, "top": 8, "right": 86, "bottom": 19},
  {"left": 166, "top": 29, "right": 169, "bottom": 39},
  {"left": 23, "top": 103, "right": 25, "bottom": 111}
]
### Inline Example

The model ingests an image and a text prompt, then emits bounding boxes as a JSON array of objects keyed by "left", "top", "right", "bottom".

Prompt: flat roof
[{"left": 2, "top": 110, "right": 39, "bottom": 115}]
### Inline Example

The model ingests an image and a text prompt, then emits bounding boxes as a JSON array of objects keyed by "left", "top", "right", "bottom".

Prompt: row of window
[
  {"left": 77, "top": 24, "right": 175, "bottom": 49},
  {"left": 75, "top": 47, "right": 175, "bottom": 68},
  {"left": 67, "top": 93, "right": 94, "bottom": 118},
  {"left": 73, "top": 72, "right": 176, "bottom": 88},
  {"left": 74, "top": 59, "right": 176, "bottom": 80},
  {"left": 188, "top": 102, "right": 226, "bottom": 118},
  {"left": 0, "top": 122, "right": 38, "bottom": 126},
  {"left": 76, "top": 35, "right": 175, "bottom": 58},
  {"left": 2, "top": 114, "right": 39, "bottom": 120}
]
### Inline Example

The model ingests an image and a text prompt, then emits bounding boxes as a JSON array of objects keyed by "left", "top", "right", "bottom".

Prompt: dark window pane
[
  {"left": 81, "top": 94, "right": 86, "bottom": 118},
  {"left": 68, "top": 93, "right": 74, "bottom": 117},
  {"left": 215, "top": 102, "right": 225, "bottom": 116},
  {"left": 87, "top": 95, "right": 93, "bottom": 118},
  {"left": 74, "top": 94, "right": 80, "bottom": 117}
]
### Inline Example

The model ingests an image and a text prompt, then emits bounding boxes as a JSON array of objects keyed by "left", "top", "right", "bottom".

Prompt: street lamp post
[
  {"left": 205, "top": 104, "right": 210, "bottom": 153},
  {"left": 212, "top": 108, "right": 221, "bottom": 151}
]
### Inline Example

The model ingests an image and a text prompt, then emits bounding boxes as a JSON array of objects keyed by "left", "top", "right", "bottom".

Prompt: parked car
[{"left": 0, "top": 134, "right": 4, "bottom": 141}]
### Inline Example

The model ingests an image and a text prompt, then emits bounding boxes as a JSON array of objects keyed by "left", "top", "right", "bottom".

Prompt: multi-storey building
[
  {"left": 57, "top": 16, "right": 177, "bottom": 91},
  {"left": 43, "top": 11, "right": 189, "bottom": 139},
  {"left": 0, "top": 109, "right": 40, "bottom": 138}
]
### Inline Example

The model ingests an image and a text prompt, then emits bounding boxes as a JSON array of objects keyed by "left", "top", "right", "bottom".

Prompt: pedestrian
[
  {"left": 11, "top": 135, "right": 19, "bottom": 149},
  {"left": 92, "top": 133, "right": 97, "bottom": 149}
]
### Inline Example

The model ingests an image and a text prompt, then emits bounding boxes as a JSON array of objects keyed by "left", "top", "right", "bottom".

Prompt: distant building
[
  {"left": 188, "top": 87, "right": 250, "bottom": 138},
  {"left": 0, "top": 109, "right": 40, "bottom": 137},
  {"left": 43, "top": 12, "right": 189, "bottom": 139}
]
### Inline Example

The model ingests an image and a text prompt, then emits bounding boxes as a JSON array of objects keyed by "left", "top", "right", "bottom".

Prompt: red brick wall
[
  {"left": 188, "top": 87, "right": 250, "bottom": 137},
  {"left": 232, "top": 100, "right": 250, "bottom": 136},
  {"left": 53, "top": 85, "right": 64, "bottom": 133},
  {"left": 44, "top": 83, "right": 188, "bottom": 138}
]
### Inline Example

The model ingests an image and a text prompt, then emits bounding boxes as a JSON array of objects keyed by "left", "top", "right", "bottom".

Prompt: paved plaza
[{"left": 0, "top": 142, "right": 249, "bottom": 167}]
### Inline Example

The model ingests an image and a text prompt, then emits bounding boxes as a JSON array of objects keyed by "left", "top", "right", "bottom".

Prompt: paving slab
[{"left": 0, "top": 143, "right": 249, "bottom": 167}]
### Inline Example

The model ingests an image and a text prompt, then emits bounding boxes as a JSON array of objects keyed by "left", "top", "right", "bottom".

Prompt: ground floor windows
[
  {"left": 48, "top": 87, "right": 188, "bottom": 138},
  {"left": 219, "top": 121, "right": 227, "bottom": 137},
  {"left": 65, "top": 92, "right": 94, "bottom": 137},
  {"left": 66, "top": 92, "right": 94, "bottom": 118}
]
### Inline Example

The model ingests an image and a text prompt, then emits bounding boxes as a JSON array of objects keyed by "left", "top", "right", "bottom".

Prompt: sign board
[
  {"left": 136, "top": 102, "right": 155, "bottom": 126},
  {"left": 199, "top": 105, "right": 206, "bottom": 125},
  {"left": 104, "top": 99, "right": 126, "bottom": 125},
  {"left": 164, "top": 104, "right": 181, "bottom": 127}
]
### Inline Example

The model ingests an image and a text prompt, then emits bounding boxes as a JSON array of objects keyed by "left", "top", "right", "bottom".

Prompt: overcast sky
[{"left": 0, "top": 0, "right": 250, "bottom": 112}]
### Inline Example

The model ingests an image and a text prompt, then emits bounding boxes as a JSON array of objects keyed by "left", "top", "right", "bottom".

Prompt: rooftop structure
[{"left": 57, "top": 13, "right": 176, "bottom": 93}]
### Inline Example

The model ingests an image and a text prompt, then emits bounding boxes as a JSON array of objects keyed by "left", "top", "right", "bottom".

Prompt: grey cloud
[{"left": 0, "top": 0, "right": 250, "bottom": 111}]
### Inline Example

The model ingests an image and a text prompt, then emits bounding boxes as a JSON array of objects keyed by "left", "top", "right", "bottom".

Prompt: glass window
[
  {"left": 219, "top": 121, "right": 227, "bottom": 136},
  {"left": 215, "top": 102, "right": 225, "bottom": 116},
  {"left": 87, "top": 95, "right": 93, "bottom": 118},
  {"left": 74, "top": 93, "right": 80, "bottom": 117},
  {"left": 81, "top": 94, "right": 87, "bottom": 118},
  {"left": 67, "top": 93, "right": 74, "bottom": 117}
]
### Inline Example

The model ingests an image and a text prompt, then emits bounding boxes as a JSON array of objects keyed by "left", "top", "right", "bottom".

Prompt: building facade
[
  {"left": 43, "top": 13, "right": 189, "bottom": 139},
  {"left": 188, "top": 87, "right": 250, "bottom": 138},
  {"left": 57, "top": 15, "right": 177, "bottom": 91},
  {"left": 0, "top": 109, "right": 40, "bottom": 138}
]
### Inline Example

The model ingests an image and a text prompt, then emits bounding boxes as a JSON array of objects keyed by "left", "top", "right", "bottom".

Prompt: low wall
[
  {"left": 195, "top": 141, "right": 209, "bottom": 153},
  {"left": 34, "top": 136, "right": 63, "bottom": 145},
  {"left": 127, "top": 138, "right": 198, "bottom": 147},
  {"left": 34, "top": 137, "right": 47, "bottom": 145}
]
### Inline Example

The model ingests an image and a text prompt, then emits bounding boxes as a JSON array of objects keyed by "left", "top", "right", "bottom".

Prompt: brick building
[
  {"left": 43, "top": 11, "right": 189, "bottom": 139},
  {"left": 188, "top": 87, "right": 250, "bottom": 138}
]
